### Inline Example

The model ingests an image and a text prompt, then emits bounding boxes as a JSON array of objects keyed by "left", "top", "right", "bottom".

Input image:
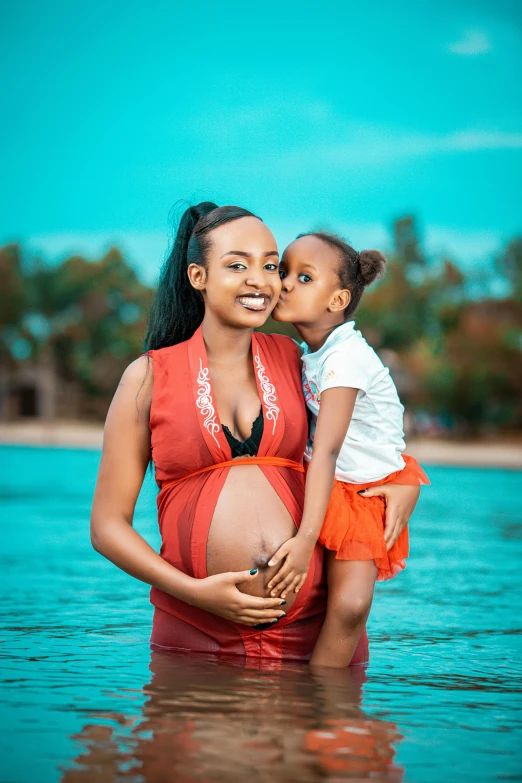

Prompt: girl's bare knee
[{"left": 330, "top": 593, "right": 372, "bottom": 628}]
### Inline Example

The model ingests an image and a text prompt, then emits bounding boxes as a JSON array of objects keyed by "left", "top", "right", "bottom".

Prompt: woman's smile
[{"left": 237, "top": 293, "right": 271, "bottom": 311}]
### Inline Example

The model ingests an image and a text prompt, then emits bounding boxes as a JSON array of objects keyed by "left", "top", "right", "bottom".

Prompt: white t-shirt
[{"left": 301, "top": 321, "right": 405, "bottom": 483}]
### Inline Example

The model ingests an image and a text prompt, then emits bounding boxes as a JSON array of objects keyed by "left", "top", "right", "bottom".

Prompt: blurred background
[
  {"left": 1, "top": 0, "right": 521, "bottom": 452},
  {"left": 1, "top": 4, "right": 522, "bottom": 782}
]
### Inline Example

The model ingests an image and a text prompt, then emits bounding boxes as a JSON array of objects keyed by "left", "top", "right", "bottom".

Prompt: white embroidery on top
[
  {"left": 196, "top": 359, "right": 220, "bottom": 445},
  {"left": 254, "top": 350, "right": 279, "bottom": 435}
]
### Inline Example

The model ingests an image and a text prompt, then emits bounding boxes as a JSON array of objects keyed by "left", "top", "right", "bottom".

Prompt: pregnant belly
[{"left": 207, "top": 465, "right": 299, "bottom": 611}]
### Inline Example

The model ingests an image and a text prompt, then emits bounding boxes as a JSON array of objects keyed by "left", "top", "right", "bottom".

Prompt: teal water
[{"left": 0, "top": 445, "right": 521, "bottom": 782}]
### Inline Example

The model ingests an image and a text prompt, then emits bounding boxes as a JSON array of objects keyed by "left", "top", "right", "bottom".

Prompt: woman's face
[{"left": 189, "top": 217, "right": 281, "bottom": 329}]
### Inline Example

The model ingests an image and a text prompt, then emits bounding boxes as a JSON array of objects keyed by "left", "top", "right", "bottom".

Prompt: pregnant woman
[{"left": 91, "top": 202, "right": 419, "bottom": 663}]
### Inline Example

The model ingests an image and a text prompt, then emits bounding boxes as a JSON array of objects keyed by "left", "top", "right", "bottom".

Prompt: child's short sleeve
[{"left": 318, "top": 348, "right": 370, "bottom": 393}]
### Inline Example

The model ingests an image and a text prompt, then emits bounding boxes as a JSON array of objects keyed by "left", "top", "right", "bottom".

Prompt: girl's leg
[{"left": 310, "top": 553, "right": 378, "bottom": 668}]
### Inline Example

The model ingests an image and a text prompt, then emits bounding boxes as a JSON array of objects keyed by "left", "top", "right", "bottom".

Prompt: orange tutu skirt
[{"left": 318, "top": 454, "right": 429, "bottom": 582}]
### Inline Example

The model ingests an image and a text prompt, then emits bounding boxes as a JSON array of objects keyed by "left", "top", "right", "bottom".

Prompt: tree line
[{"left": 1, "top": 216, "right": 521, "bottom": 433}]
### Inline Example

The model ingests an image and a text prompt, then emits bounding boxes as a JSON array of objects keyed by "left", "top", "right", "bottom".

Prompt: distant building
[{"left": 0, "top": 355, "right": 82, "bottom": 421}]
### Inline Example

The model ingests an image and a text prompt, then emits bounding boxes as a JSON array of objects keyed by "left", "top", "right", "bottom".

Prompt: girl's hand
[
  {"left": 189, "top": 569, "right": 287, "bottom": 627},
  {"left": 358, "top": 483, "right": 420, "bottom": 551},
  {"left": 266, "top": 537, "right": 315, "bottom": 598}
]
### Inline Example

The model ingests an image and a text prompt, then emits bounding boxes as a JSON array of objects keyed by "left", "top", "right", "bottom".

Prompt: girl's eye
[
  {"left": 264, "top": 263, "right": 278, "bottom": 271},
  {"left": 298, "top": 273, "right": 312, "bottom": 283},
  {"left": 279, "top": 269, "right": 288, "bottom": 279}
]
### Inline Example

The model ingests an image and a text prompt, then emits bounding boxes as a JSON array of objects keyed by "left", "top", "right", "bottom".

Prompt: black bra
[{"left": 222, "top": 407, "right": 264, "bottom": 457}]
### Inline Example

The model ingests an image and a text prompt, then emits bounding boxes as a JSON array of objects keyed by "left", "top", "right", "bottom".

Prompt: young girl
[{"left": 267, "top": 231, "right": 429, "bottom": 667}]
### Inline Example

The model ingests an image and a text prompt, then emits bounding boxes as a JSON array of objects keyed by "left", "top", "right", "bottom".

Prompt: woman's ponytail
[{"left": 145, "top": 202, "right": 258, "bottom": 350}]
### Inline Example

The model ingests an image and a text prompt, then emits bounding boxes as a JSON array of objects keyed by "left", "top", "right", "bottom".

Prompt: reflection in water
[
  {"left": 5, "top": 455, "right": 520, "bottom": 781},
  {"left": 62, "top": 650, "right": 404, "bottom": 782}
]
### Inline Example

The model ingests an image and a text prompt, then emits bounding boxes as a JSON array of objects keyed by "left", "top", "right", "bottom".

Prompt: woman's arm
[
  {"left": 267, "top": 386, "right": 358, "bottom": 597},
  {"left": 91, "top": 356, "right": 286, "bottom": 626}
]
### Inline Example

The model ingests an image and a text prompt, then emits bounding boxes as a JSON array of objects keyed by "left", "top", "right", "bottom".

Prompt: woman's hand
[
  {"left": 266, "top": 537, "right": 315, "bottom": 598},
  {"left": 358, "top": 483, "right": 420, "bottom": 550},
  {"left": 189, "top": 568, "right": 287, "bottom": 627}
]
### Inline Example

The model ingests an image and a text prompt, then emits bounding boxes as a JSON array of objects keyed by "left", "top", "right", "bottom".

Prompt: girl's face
[
  {"left": 188, "top": 217, "right": 281, "bottom": 329},
  {"left": 272, "top": 235, "right": 346, "bottom": 325}
]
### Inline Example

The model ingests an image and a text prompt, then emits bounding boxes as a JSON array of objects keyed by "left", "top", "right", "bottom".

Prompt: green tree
[{"left": 0, "top": 244, "right": 154, "bottom": 418}]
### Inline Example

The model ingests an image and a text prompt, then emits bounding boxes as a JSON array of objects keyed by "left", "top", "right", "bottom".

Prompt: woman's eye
[
  {"left": 298, "top": 273, "right": 312, "bottom": 283},
  {"left": 264, "top": 263, "right": 278, "bottom": 271},
  {"left": 228, "top": 263, "right": 247, "bottom": 270}
]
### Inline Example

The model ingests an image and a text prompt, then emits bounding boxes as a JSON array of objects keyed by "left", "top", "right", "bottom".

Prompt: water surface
[{"left": 0, "top": 446, "right": 521, "bottom": 782}]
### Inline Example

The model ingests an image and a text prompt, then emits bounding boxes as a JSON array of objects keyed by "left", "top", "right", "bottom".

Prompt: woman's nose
[{"left": 246, "top": 268, "right": 269, "bottom": 287}]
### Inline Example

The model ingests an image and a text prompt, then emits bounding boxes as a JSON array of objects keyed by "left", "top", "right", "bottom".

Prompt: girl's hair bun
[{"left": 358, "top": 249, "right": 387, "bottom": 287}]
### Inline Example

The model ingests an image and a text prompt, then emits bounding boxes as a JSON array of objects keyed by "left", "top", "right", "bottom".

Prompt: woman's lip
[{"left": 237, "top": 294, "right": 270, "bottom": 312}]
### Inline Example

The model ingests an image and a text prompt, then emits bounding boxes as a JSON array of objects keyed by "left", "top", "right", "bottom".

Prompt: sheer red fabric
[{"left": 146, "top": 326, "right": 369, "bottom": 664}]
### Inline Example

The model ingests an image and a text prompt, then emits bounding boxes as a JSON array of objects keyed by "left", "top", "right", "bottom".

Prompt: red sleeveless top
[{"left": 146, "top": 326, "right": 369, "bottom": 663}]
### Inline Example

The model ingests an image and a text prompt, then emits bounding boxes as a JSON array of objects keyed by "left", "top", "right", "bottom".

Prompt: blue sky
[{"left": 1, "top": 0, "right": 521, "bottom": 283}]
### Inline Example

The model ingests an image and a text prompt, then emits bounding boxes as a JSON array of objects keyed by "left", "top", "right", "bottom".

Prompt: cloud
[
  {"left": 324, "top": 127, "right": 522, "bottom": 165},
  {"left": 448, "top": 30, "right": 492, "bottom": 56},
  {"left": 444, "top": 131, "right": 522, "bottom": 151},
  {"left": 158, "top": 121, "right": 522, "bottom": 187},
  {"left": 156, "top": 99, "right": 521, "bottom": 183},
  {"left": 259, "top": 128, "right": 522, "bottom": 173}
]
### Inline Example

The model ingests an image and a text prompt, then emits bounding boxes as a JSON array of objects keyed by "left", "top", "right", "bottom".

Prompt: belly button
[{"left": 252, "top": 554, "right": 271, "bottom": 570}]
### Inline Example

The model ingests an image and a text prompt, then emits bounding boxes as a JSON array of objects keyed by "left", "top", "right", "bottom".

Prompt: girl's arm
[
  {"left": 267, "top": 386, "right": 358, "bottom": 598},
  {"left": 91, "top": 357, "right": 286, "bottom": 626}
]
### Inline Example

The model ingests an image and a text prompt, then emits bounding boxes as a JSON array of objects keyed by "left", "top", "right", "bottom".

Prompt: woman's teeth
[{"left": 238, "top": 295, "right": 268, "bottom": 311}]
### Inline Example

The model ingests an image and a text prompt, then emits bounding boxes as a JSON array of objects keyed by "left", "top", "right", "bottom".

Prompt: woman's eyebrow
[{"left": 220, "top": 250, "right": 280, "bottom": 259}]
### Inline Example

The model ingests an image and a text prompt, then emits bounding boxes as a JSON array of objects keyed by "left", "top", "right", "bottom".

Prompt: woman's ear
[
  {"left": 328, "top": 289, "right": 351, "bottom": 314},
  {"left": 187, "top": 263, "right": 207, "bottom": 291}
]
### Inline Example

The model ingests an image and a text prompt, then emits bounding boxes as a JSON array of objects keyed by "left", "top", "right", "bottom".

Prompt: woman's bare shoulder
[
  {"left": 121, "top": 354, "right": 152, "bottom": 382},
  {"left": 110, "top": 355, "right": 153, "bottom": 423},
  {"left": 101, "top": 356, "right": 152, "bottom": 478}
]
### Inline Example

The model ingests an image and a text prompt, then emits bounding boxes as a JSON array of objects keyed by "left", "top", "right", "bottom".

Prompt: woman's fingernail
[
  {"left": 357, "top": 489, "right": 367, "bottom": 495},
  {"left": 253, "top": 621, "right": 279, "bottom": 630},
  {"left": 268, "top": 560, "right": 275, "bottom": 566},
  {"left": 280, "top": 600, "right": 286, "bottom": 605},
  {"left": 250, "top": 568, "right": 258, "bottom": 575}
]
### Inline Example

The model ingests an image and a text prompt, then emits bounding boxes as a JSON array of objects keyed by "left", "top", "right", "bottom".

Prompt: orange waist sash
[{"left": 160, "top": 456, "right": 305, "bottom": 492}]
